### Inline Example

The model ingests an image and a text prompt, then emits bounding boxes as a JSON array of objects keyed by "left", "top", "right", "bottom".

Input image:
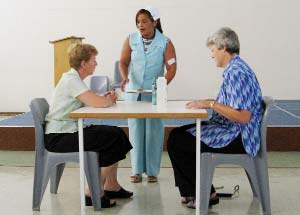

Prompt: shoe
[
  {"left": 186, "top": 200, "right": 195, "bottom": 209},
  {"left": 130, "top": 174, "right": 142, "bottom": 183},
  {"left": 104, "top": 187, "right": 133, "bottom": 199},
  {"left": 186, "top": 196, "right": 219, "bottom": 209},
  {"left": 209, "top": 196, "right": 219, "bottom": 206},
  {"left": 181, "top": 196, "right": 194, "bottom": 204},
  {"left": 85, "top": 195, "right": 116, "bottom": 208},
  {"left": 147, "top": 176, "right": 157, "bottom": 183}
]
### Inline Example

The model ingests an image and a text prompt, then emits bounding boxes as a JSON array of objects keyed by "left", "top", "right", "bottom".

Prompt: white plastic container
[{"left": 156, "top": 77, "right": 167, "bottom": 108}]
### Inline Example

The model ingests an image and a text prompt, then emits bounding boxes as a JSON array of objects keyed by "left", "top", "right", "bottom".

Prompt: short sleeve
[
  {"left": 68, "top": 77, "right": 89, "bottom": 98},
  {"left": 226, "top": 69, "right": 252, "bottom": 111}
]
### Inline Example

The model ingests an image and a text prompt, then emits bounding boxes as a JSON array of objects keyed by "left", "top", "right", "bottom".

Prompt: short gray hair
[{"left": 206, "top": 27, "right": 240, "bottom": 54}]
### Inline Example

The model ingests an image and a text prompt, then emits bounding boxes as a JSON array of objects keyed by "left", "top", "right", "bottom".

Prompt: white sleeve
[{"left": 68, "top": 77, "right": 89, "bottom": 98}]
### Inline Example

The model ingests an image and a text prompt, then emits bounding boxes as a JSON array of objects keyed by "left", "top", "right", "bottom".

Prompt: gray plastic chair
[
  {"left": 90, "top": 75, "right": 109, "bottom": 94},
  {"left": 111, "top": 61, "right": 122, "bottom": 89},
  {"left": 30, "top": 98, "right": 101, "bottom": 211},
  {"left": 200, "top": 96, "right": 273, "bottom": 215}
]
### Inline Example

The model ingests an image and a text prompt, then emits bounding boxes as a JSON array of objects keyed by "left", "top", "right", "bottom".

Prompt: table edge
[{"left": 70, "top": 112, "right": 209, "bottom": 119}]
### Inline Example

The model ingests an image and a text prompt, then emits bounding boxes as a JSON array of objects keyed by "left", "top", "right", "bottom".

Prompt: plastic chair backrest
[
  {"left": 259, "top": 96, "right": 273, "bottom": 156},
  {"left": 90, "top": 76, "right": 109, "bottom": 94},
  {"left": 30, "top": 98, "right": 49, "bottom": 156},
  {"left": 114, "top": 61, "right": 122, "bottom": 84}
]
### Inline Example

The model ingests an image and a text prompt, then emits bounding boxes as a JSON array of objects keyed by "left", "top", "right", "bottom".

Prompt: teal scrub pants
[{"left": 128, "top": 94, "right": 164, "bottom": 176}]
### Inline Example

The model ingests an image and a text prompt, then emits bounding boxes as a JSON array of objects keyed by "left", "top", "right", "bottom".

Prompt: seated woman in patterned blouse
[{"left": 167, "top": 27, "right": 263, "bottom": 209}]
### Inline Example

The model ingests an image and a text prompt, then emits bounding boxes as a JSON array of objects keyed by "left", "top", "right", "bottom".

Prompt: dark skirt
[
  {"left": 167, "top": 123, "right": 246, "bottom": 197},
  {"left": 45, "top": 125, "right": 132, "bottom": 167}
]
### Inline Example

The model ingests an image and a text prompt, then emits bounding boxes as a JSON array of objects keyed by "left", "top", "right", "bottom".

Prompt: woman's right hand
[
  {"left": 120, "top": 79, "right": 129, "bottom": 92},
  {"left": 104, "top": 91, "right": 118, "bottom": 106}
]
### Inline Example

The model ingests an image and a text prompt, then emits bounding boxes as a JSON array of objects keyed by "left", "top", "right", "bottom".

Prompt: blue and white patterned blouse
[{"left": 188, "top": 55, "right": 263, "bottom": 157}]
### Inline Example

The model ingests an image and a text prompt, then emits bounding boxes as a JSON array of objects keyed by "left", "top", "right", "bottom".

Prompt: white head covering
[{"left": 145, "top": 7, "right": 160, "bottom": 21}]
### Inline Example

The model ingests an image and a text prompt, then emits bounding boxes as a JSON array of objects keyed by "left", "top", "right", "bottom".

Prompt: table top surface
[{"left": 70, "top": 101, "right": 208, "bottom": 119}]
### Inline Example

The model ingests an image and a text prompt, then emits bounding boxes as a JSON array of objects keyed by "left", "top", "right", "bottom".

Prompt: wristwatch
[{"left": 210, "top": 100, "right": 216, "bottom": 109}]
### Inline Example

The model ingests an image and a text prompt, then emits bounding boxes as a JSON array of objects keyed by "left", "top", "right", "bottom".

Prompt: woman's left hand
[
  {"left": 186, "top": 100, "right": 210, "bottom": 109},
  {"left": 104, "top": 91, "right": 118, "bottom": 104}
]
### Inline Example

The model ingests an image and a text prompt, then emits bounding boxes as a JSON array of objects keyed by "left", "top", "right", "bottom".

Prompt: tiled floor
[
  {"left": 2, "top": 151, "right": 300, "bottom": 168},
  {"left": 0, "top": 152, "right": 300, "bottom": 215}
]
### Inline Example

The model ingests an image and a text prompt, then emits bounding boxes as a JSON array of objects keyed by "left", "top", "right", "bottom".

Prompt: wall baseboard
[
  {"left": 0, "top": 112, "right": 24, "bottom": 116},
  {"left": 0, "top": 126, "right": 299, "bottom": 151}
]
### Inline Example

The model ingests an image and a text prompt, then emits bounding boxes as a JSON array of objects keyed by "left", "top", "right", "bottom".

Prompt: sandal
[
  {"left": 130, "top": 174, "right": 142, "bottom": 183},
  {"left": 85, "top": 194, "right": 116, "bottom": 208},
  {"left": 104, "top": 187, "right": 133, "bottom": 199},
  {"left": 186, "top": 196, "right": 219, "bottom": 209},
  {"left": 181, "top": 196, "right": 194, "bottom": 204},
  {"left": 147, "top": 176, "right": 158, "bottom": 183},
  {"left": 209, "top": 196, "right": 219, "bottom": 206}
]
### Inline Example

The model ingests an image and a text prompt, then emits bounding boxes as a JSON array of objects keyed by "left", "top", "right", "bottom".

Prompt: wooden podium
[{"left": 50, "top": 36, "right": 85, "bottom": 85}]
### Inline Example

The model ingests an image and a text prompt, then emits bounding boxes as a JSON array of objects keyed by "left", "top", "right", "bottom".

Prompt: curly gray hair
[{"left": 206, "top": 27, "right": 240, "bottom": 54}]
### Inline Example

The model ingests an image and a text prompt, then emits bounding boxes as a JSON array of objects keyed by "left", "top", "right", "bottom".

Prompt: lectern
[{"left": 49, "top": 36, "right": 85, "bottom": 85}]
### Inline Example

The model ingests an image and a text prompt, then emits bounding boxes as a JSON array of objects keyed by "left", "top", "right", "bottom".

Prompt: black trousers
[
  {"left": 45, "top": 125, "right": 132, "bottom": 167},
  {"left": 167, "top": 123, "right": 246, "bottom": 197}
]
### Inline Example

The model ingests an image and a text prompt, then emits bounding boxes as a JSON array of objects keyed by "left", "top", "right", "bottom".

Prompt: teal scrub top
[{"left": 124, "top": 29, "right": 169, "bottom": 101}]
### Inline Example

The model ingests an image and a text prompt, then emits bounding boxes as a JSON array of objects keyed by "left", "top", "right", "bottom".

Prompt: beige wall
[{"left": 1, "top": 0, "right": 300, "bottom": 111}]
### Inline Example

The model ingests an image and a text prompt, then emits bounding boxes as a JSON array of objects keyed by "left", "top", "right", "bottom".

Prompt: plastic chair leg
[
  {"left": 50, "top": 163, "right": 66, "bottom": 194},
  {"left": 85, "top": 152, "right": 101, "bottom": 210}
]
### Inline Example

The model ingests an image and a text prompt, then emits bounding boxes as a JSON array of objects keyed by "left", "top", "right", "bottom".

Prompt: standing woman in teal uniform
[{"left": 119, "top": 7, "right": 177, "bottom": 183}]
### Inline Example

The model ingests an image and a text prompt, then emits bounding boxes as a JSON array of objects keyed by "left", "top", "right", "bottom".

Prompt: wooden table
[{"left": 70, "top": 101, "right": 208, "bottom": 215}]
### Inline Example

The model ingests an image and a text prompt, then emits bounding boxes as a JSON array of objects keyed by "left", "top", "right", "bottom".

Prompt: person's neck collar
[
  {"left": 142, "top": 29, "right": 156, "bottom": 40},
  {"left": 223, "top": 54, "right": 238, "bottom": 68},
  {"left": 77, "top": 68, "right": 88, "bottom": 80}
]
